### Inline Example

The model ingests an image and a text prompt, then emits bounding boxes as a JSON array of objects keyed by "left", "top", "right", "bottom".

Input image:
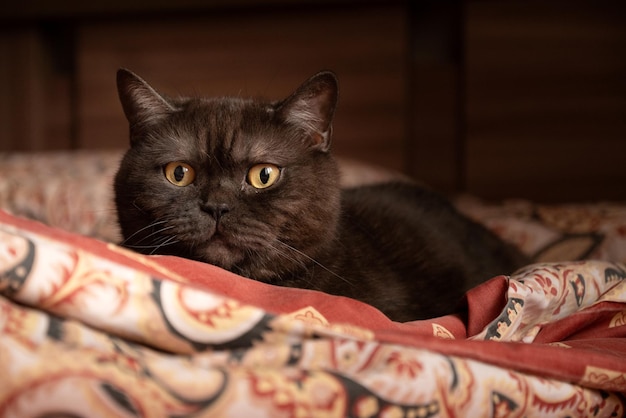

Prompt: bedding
[{"left": 1, "top": 151, "right": 626, "bottom": 417}]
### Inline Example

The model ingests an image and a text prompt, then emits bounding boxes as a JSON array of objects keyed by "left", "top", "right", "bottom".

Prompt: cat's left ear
[
  {"left": 276, "top": 71, "right": 338, "bottom": 152},
  {"left": 116, "top": 68, "right": 176, "bottom": 133}
]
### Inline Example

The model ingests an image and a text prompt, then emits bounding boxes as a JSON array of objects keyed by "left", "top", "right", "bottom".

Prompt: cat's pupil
[
  {"left": 260, "top": 167, "right": 272, "bottom": 184},
  {"left": 174, "top": 165, "right": 186, "bottom": 182}
]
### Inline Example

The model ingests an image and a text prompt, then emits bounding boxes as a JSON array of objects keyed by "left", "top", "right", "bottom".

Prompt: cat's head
[{"left": 114, "top": 69, "right": 341, "bottom": 282}]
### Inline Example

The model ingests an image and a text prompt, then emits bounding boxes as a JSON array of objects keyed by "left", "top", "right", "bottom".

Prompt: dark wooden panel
[
  {"left": 77, "top": 5, "right": 408, "bottom": 171},
  {"left": 407, "top": 1, "right": 464, "bottom": 193},
  {"left": 0, "top": 27, "right": 73, "bottom": 151},
  {"left": 0, "top": 0, "right": 388, "bottom": 20},
  {"left": 466, "top": 0, "right": 626, "bottom": 202}
]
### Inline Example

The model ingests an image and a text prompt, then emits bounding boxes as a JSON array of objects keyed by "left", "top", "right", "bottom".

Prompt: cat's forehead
[
  {"left": 171, "top": 97, "right": 299, "bottom": 165},
  {"left": 186, "top": 96, "right": 270, "bottom": 122}
]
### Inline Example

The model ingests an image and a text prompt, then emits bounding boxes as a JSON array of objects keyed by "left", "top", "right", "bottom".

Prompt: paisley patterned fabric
[
  {"left": 1, "top": 150, "right": 626, "bottom": 416},
  {"left": 1, "top": 211, "right": 626, "bottom": 417},
  {"left": 456, "top": 195, "right": 626, "bottom": 265}
]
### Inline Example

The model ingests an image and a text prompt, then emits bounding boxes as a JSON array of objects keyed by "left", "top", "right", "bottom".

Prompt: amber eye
[
  {"left": 164, "top": 162, "right": 196, "bottom": 187},
  {"left": 247, "top": 164, "right": 281, "bottom": 189}
]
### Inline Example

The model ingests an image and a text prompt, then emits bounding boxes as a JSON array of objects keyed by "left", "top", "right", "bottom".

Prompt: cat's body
[{"left": 115, "top": 69, "right": 527, "bottom": 322}]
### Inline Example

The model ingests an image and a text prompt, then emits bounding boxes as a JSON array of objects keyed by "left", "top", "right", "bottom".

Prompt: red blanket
[{"left": 1, "top": 209, "right": 625, "bottom": 417}]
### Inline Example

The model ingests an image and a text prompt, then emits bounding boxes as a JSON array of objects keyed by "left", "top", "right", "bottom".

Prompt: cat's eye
[
  {"left": 164, "top": 162, "right": 196, "bottom": 187},
  {"left": 247, "top": 164, "right": 281, "bottom": 189}
]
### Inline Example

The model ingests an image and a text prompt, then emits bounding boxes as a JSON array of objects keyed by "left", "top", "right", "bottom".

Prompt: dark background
[{"left": 1, "top": 0, "right": 625, "bottom": 202}]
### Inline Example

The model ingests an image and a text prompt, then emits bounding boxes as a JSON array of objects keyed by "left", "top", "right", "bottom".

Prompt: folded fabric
[{"left": 1, "top": 210, "right": 625, "bottom": 417}]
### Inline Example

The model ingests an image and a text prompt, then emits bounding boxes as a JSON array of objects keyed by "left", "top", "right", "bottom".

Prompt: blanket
[{"left": 1, "top": 209, "right": 625, "bottom": 417}]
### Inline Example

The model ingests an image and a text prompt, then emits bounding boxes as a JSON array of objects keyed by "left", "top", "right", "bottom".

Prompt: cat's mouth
[{"left": 196, "top": 232, "right": 245, "bottom": 270}]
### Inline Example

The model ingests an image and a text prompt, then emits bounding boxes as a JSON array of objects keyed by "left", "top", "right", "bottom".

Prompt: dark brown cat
[{"left": 114, "top": 69, "right": 527, "bottom": 321}]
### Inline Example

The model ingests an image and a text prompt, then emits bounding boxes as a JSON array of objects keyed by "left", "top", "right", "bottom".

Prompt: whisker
[
  {"left": 150, "top": 235, "right": 180, "bottom": 255},
  {"left": 123, "top": 227, "right": 178, "bottom": 249},
  {"left": 247, "top": 242, "right": 323, "bottom": 291},
  {"left": 124, "top": 235, "right": 180, "bottom": 252},
  {"left": 135, "top": 225, "right": 177, "bottom": 245},
  {"left": 273, "top": 239, "right": 355, "bottom": 287},
  {"left": 124, "top": 243, "right": 169, "bottom": 250},
  {"left": 122, "top": 220, "right": 171, "bottom": 245},
  {"left": 266, "top": 242, "right": 308, "bottom": 271}
]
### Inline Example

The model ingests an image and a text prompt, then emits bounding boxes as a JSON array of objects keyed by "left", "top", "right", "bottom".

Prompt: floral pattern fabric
[
  {"left": 0, "top": 151, "right": 122, "bottom": 243},
  {"left": 1, "top": 211, "right": 626, "bottom": 417}
]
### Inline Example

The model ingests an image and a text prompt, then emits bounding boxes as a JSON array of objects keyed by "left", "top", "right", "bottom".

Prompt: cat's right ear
[
  {"left": 116, "top": 69, "right": 175, "bottom": 133},
  {"left": 276, "top": 71, "right": 339, "bottom": 152}
]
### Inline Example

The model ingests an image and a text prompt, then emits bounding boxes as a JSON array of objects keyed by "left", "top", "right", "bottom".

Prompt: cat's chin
[
  {"left": 195, "top": 239, "right": 282, "bottom": 282},
  {"left": 195, "top": 239, "right": 245, "bottom": 271}
]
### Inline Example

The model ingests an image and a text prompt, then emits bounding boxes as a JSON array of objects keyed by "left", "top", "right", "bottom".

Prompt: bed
[{"left": 1, "top": 150, "right": 625, "bottom": 417}]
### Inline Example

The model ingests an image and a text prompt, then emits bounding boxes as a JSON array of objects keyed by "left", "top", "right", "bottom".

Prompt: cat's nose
[{"left": 201, "top": 202, "right": 230, "bottom": 221}]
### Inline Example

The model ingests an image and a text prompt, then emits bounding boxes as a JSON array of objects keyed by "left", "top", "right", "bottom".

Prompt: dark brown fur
[{"left": 115, "top": 69, "right": 527, "bottom": 321}]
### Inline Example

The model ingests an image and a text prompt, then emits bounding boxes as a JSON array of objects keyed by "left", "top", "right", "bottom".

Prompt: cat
[{"left": 114, "top": 69, "right": 527, "bottom": 322}]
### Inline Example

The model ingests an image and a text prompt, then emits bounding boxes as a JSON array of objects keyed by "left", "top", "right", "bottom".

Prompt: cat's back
[
  {"left": 340, "top": 181, "right": 524, "bottom": 274},
  {"left": 332, "top": 181, "right": 526, "bottom": 319}
]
